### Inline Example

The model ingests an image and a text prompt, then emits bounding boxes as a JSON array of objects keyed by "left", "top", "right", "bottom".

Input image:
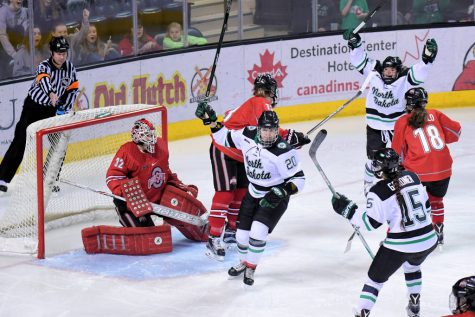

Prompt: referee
[{"left": 0, "top": 36, "right": 79, "bottom": 192}]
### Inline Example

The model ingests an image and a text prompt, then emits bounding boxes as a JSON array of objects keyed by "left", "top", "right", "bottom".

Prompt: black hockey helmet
[
  {"left": 254, "top": 73, "right": 278, "bottom": 107},
  {"left": 372, "top": 148, "right": 400, "bottom": 179},
  {"left": 257, "top": 111, "right": 279, "bottom": 148},
  {"left": 49, "top": 36, "right": 69, "bottom": 53},
  {"left": 450, "top": 276, "right": 475, "bottom": 314},
  {"left": 381, "top": 56, "right": 402, "bottom": 84},
  {"left": 404, "top": 87, "right": 428, "bottom": 112}
]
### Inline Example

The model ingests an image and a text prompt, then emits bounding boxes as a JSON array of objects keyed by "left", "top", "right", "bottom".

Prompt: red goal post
[{"left": 0, "top": 104, "right": 167, "bottom": 258}]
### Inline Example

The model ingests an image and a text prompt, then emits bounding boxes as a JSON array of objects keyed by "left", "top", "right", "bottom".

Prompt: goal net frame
[{"left": 1, "top": 105, "right": 167, "bottom": 259}]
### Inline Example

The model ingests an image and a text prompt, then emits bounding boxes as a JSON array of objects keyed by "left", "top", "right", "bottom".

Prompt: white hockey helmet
[{"left": 131, "top": 118, "right": 157, "bottom": 153}]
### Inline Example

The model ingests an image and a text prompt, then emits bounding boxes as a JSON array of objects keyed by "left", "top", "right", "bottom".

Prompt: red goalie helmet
[{"left": 131, "top": 118, "right": 157, "bottom": 153}]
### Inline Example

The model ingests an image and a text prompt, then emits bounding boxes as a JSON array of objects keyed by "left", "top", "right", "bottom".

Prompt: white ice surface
[{"left": 1, "top": 108, "right": 474, "bottom": 317}]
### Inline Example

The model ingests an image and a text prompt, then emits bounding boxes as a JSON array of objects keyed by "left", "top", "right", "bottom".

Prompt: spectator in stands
[
  {"left": 163, "top": 22, "right": 207, "bottom": 50},
  {"left": 411, "top": 0, "right": 450, "bottom": 24},
  {"left": 118, "top": 21, "right": 160, "bottom": 56},
  {"left": 12, "top": 26, "right": 49, "bottom": 76},
  {"left": 33, "top": 26, "right": 50, "bottom": 66},
  {"left": 34, "top": 0, "right": 62, "bottom": 34},
  {"left": 316, "top": 0, "right": 339, "bottom": 31},
  {"left": 0, "top": 0, "right": 29, "bottom": 80},
  {"left": 48, "top": 8, "right": 89, "bottom": 65},
  {"left": 75, "top": 24, "right": 120, "bottom": 65},
  {"left": 340, "top": 0, "right": 369, "bottom": 30}
]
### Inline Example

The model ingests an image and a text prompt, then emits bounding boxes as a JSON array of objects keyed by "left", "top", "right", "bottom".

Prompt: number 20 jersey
[{"left": 392, "top": 109, "right": 461, "bottom": 182}]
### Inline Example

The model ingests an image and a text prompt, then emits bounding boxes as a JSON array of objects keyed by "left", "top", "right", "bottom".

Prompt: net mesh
[{"left": 0, "top": 104, "right": 166, "bottom": 254}]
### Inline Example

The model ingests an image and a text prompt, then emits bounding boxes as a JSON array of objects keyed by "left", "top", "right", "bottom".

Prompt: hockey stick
[
  {"left": 305, "top": 71, "right": 377, "bottom": 137},
  {"left": 203, "top": 0, "right": 232, "bottom": 101},
  {"left": 60, "top": 179, "right": 208, "bottom": 227},
  {"left": 308, "top": 130, "right": 375, "bottom": 259},
  {"left": 352, "top": 0, "right": 387, "bottom": 34}
]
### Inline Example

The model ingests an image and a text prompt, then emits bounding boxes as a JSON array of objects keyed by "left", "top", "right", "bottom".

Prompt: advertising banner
[{"left": 1, "top": 26, "right": 474, "bottom": 156}]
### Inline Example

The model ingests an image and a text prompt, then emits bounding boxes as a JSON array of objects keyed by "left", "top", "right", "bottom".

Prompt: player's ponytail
[
  {"left": 408, "top": 107, "right": 428, "bottom": 129},
  {"left": 391, "top": 170, "right": 407, "bottom": 230}
]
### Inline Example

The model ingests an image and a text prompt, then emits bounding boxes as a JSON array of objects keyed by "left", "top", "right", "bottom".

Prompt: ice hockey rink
[{"left": 0, "top": 107, "right": 474, "bottom": 317}]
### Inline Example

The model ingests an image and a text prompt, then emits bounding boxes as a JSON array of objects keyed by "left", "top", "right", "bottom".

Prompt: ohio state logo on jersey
[{"left": 148, "top": 167, "right": 166, "bottom": 189}]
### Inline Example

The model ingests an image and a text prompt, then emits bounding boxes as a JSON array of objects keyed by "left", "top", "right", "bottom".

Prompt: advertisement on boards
[{"left": 1, "top": 26, "right": 474, "bottom": 156}]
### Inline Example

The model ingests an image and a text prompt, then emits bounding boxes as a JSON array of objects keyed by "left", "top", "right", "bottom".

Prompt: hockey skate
[
  {"left": 243, "top": 266, "right": 255, "bottom": 286},
  {"left": 228, "top": 261, "right": 246, "bottom": 277},
  {"left": 406, "top": 293, "right": 420, "bottom": 317},
  {"left": 434, "top": 223, "right": 444, "bottom": 247},
  {"left": 355, "top": 309, "right": 370, "bottom": 317},
  {"left": 223, "top": 227, "right": 237, "bottom": 249},
  {"left": 205, "top": 236, "right": 225, "bottom": 261}
]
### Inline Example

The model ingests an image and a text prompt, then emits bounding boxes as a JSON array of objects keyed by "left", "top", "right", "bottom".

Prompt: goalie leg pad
[
  {"left": 81, "top": 225, "right": 172, "bottom": 255},
  {"left": 160, "top": 185, "right": 208, "bottom": 241}
]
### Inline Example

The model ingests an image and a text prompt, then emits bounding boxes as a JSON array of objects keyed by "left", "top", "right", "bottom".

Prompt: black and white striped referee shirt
[{"left": 28, "top": 58, "right": 79, "bottom": 112}]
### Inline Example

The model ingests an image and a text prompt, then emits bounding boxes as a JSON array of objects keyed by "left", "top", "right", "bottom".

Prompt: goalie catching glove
[
  {"left": 195, "top": 100, "right": 217, "bottom": 125},
  {"left": 332, "top": 193, "right": 358, "bottom": 220},
  {"left": 260, "top": 186, "right": 288, "bottom": 209},
  {"left": 343, "top": 29, "right": 362, "bottom": 50},
  {"left": 285, "top": 129, "right": 311, "bottom": 149},
  {"left": 422, "top": 38, "right": 437, "bottom": 64}
]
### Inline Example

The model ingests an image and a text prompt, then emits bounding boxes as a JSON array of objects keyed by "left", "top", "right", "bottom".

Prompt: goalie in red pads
[{"left": 84, "top": 118, "right": 207, "bottom": 255}]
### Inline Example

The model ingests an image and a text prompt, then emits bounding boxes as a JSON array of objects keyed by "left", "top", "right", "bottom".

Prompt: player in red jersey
[
  {"left": 195, "top": 73, "right": 310, "bottom": 261},
  {"left": 106, "top": 118, "right": 206, "bottom": 241},
  {"left": 443, "top": 276, "right": 475, "bottom": 317},
  {"left": 392, "top": 87, "right": 461, "bottom": 246}
]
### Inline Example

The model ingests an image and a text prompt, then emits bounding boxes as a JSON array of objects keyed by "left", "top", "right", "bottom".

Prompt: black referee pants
[{"left": 0, "top": 97, "right": 56, "bottom": 183}]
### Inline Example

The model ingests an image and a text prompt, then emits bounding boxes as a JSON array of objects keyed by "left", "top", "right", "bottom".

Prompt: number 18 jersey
[{"left": 392, "top": 109, "right": 461, "bottom": 182}]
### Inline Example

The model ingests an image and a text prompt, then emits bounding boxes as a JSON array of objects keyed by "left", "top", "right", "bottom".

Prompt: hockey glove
[
  {"left": 422, "top": 38, "right": 437, "bottom": 64},
  {"left": 331, "top": 193, "right": 358, "bottom": 220},
  {"left": 285, "top": 129, "right": 311, "bottom": 149},
  {"left": 343, "top": 30, "right": 362, "bottom": 50},
  {"left": 195, "top": 101, "right": 217, "bottom": 125},
  {"left": 260, "top": 186, "right": 288, "bottom": 209},
  {"left": 56, "top": 105, "right": 66, "bottom": 116}
]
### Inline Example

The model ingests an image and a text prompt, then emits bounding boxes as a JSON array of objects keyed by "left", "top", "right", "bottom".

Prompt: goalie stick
[
  {"left": 60, "top": 179, "right": 208, "bottom": 227},
  {"left": 308, "top": 130, "right": 375, "bottom": 259},
  {"left": 306, "top": 71, "right": 377, "bottom": 137}
]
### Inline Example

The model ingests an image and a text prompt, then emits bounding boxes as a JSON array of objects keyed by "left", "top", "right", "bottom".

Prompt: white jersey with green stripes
[
  {"left": 350, "top": 170, "right": 437, "bottom": 253},
  {"left": 350, "top": 46, "right": 433, "bottom": 131}
]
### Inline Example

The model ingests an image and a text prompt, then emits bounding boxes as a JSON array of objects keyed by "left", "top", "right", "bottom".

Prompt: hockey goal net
[{"left": 0, "top": 104, "right": 167, "bottom": 258}]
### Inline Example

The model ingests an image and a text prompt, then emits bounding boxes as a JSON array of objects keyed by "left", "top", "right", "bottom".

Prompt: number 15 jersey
[{"left": 392, "top": 109, "right": 461, "bottom": 182}]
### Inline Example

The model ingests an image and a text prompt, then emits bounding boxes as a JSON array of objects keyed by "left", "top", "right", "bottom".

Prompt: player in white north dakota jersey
[
  {"left": 343, "top": 30, "right": 438, "bottom": 195},
  {"left": 210, "top": 111, "right": 305, "bottom": 286},
  {"left": 331, "top": 148, "right": 437, "bottom": 317}
]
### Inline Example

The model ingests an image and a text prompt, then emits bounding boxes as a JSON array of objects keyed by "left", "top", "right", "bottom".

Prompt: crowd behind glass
[{"left": 0, "top": 0, "right": 473, "bottom": 81}]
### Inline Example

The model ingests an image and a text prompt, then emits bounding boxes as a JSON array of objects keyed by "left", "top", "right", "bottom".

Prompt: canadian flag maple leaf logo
[{"left": 247, "top": 49, "right": 288, "bottom": 88}]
